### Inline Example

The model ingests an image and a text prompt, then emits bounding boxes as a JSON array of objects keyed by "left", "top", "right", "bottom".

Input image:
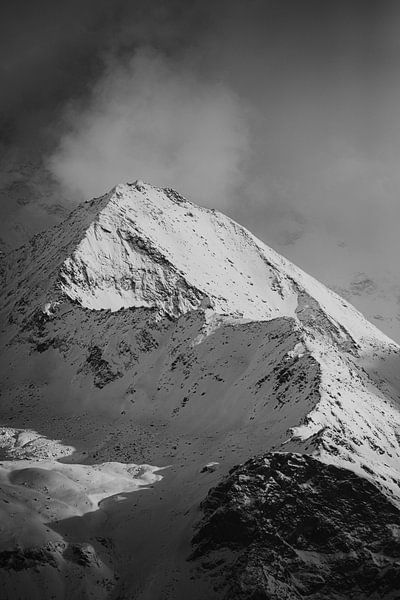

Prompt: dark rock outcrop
[{"left": 192, "top": 452, "right": 400, "bottom": 599}]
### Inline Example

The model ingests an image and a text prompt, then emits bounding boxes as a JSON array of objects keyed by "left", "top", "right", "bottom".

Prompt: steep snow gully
[{"left": 1, "top": 181, "right": 400, "bottom": 599}]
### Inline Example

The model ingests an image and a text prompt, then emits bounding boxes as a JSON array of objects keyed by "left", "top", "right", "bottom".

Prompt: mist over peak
[{"left": 47, "top": 49, "right": 249, "bottom": 210}]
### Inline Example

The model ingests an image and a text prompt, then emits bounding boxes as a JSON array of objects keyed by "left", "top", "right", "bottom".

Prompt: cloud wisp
[{"left": 48, "top": 49, "right": 249, "bottom": 209}]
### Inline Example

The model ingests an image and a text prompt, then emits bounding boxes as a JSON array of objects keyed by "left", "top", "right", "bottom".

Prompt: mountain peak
[
  {"left": 1, "top": 181, "right": 394, "bottom": 353},
  {"left": 59, "top": 181, "right": 215, "bottom": 314},
  {"left": 2, "top": 181, "right": 400, "bottom": 599},
  {"left": 51, "top": 182, "right": 389, "bottom": 351}
]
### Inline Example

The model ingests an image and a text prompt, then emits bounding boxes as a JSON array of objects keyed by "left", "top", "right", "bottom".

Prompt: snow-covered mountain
[{"left": 1, "top": 181, "right": 400, "bottom": 599}]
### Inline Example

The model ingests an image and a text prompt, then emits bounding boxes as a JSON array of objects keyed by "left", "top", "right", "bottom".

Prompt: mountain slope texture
[{"left": 1, "top": 181, "right": 400, "bottom": 599}]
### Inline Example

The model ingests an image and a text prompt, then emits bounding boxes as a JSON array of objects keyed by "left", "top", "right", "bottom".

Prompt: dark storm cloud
[
  {"left": 1, "top": 0, "right": 388, "bottom": 144},
  {"left": 1, "top": 0, "right": 103, "bottom": 139},
  {"left": 0, "top": 0, "right": 219, "bottom": 144}
]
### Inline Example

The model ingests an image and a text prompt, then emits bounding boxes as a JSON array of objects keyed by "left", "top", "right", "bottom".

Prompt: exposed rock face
[{"left": 192, "top": 452, "right": 400, "bottom": 599}]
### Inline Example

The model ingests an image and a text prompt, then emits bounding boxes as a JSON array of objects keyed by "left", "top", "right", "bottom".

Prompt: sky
[{"left": 1, "top": 0, "right": 400, "bottom": 338}]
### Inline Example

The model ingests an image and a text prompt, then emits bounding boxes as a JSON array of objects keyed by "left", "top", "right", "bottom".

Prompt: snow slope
[{"left": 1, "top": 181, "right": 400, "bottom": 599}]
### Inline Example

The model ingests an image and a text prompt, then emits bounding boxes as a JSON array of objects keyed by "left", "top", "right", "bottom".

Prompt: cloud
[{"left": 48, "top": 48, "right": 249, "bottom": 208}]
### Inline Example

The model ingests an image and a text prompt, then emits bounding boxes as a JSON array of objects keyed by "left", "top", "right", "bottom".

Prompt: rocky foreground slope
[
  {"left": 192, "top": 452, "right": 400, "bottom": 599},
  {"left": 1, "top": 181, "right": 400, "bottom": 599}
]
